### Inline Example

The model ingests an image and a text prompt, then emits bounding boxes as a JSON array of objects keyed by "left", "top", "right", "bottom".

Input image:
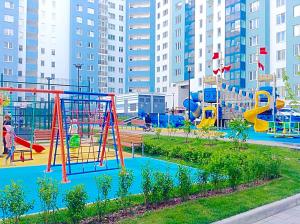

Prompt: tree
[
  {"left": 228, "top": 118, "right": 250, "bottom": 149},
  {"left": 183, "top": 120, "right": 192, "bottom": 143}
]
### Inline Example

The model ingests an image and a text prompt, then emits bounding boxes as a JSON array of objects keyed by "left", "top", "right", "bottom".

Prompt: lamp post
[
  {"left": 73, "top": 63, "right": 83, "bottom": 93},
  {"left": 187, "top": 66, "right": 192, "bottom": 121},
  {"left": 45, "top": 77, "right": 54, "bottom": 129},
  {"left": 172, "top": 93, "right": 175, "bottom": 114}
]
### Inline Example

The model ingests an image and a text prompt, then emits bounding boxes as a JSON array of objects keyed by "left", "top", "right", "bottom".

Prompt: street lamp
[
  {"left": 45, "top": 77, "right": 54, "bottom": 129},
  {"left": 172, "top": 93, "right": 175, "bottom": 115},
  {"left": 73, "top": 63, "right": 83, "bottom": 93},
  {"left": 187, "top": 66, "right": 192, "bottom": 121}
]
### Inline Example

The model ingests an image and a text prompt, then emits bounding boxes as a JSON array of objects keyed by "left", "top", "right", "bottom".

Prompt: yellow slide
[
  {"left": 197, "top": 106, "right": 217, "bottom": 129},
  {"left": 244, "top": 91, "right": 285, "bottom": 132}
]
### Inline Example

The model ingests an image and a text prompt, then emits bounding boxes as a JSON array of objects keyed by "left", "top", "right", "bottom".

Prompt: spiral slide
[
  {"left": 3, "top": 130, "right": 46, "bottom": 153},
  {"left": 243, "top": 91, "right": 285, "bottom": 132}
]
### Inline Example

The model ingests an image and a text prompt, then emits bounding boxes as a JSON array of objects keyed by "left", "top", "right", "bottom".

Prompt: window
[
  {"left": 277, "top": 0, "right": 285, "bottom": 7},
  {"left": 87, "top": 19, "right": 94, "bottom": 26},
  {"left": 119, "top": 36, "right": 123, "bottom": 42},
  {"left": 294, "top": 64, "right": 300, "bottom": 76},
  {"left": 119, "top": 15, "right": 123, "bottom": 21},
  {"left": 108, "top": 13, "right": 115, "bottom": 19},
  {"left": 249, "top": 71, "right": 257, "bottom": 81},
  {"left": 294, "top": 25, "right": 300, "bottom": 36},
  {"left": 276, "top": 68, "right": 284, "bottom": 78},
  {"left": 108, "top": 34, "right": 115, "bottom": 40},
  {"left": 88, "top": 42, "right": 94, "bottom": 48},
  {"left": 76, "top": 16, "right": 82, "bottom": 23},
  {"left": 18, "top": 71, "right": 22, "bottom": 77},
  {"left": 108, "top": 2, "right": 115, "bottom": 8},
  {"left": 3, "top": 28, "right": 13, "bottom": 36},
  {"left": 295, "top": 44, "right": 300, "bottom": 56},
  {"left": 4, "top": 15, "right": 14, "bottom": 23},
  {"left": 76, "top": 4, "right": 83, "bottom": 12},
  {"left": 41, "top": 60, "right": 45, "bottom": 66},
  {"left": 87, "top": 65, "right": 94, "bottom": 71},
  {"left": 87, "top": 8, "right": 94, "bottom": 14},
  {"left": 249, "top": 36, "right": 258, "bottom": 46},
  {"left": 250, "top": 1, "right": 259, "bottom": 12},
  {"left": 51, "top": 62, "right": 55, "bottom": 68},
  {"left": 276, "top": 31, "right": 285, "bottom": 43},
  {"left": 276, "top": 13, "right": 285, "bottom": 25},
  {"left": 119, "top": 5, "right": 124, "bottom": 11},
  {"left": 295, "top": 5, "right": 300, "bottom": 17},
  {"left": 76, "top": 28, "right": 83, "bottom": 35},
  {"left": 18, "top": 58, "right": 22, "bottom": 64},
  {"left": 4, "top": 41, "right": 13, "bottom": 49},
  {"left": 276, "top": 49, "right": 286, "bottom": 61},
  {"left": 3, "top": 68, "right": 12, "bottom": 75},
  {"left": 40, "top": 73, "right": 45, "bottom": 78},
  {"left": 89, "top": 31, "right": 94, "bottom": 37},
  {"left": 249, "top": 18, "right": 259, "bottom": 29},
  {"left": 4, "top": 1, "right": 14, "bottom": 9},
  {"left": 249, "top": 54, "right": 257, "bottom": 64},
  {"left": 51, "top": 49, "right": 55, "bottom": 55}
]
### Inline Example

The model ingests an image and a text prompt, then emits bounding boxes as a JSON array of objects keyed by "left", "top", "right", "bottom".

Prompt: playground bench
[
  {"left": 119, "top": 132, "right": 144, "bottom": 158},
  {"left": 34, "top": 129, "right": 65, "bottom": 143},
  {"left": 130, "top": 119, "right": 145, "bottom": 129}
]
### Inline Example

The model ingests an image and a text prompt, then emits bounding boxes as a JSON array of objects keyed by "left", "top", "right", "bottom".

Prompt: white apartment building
[
  {"left": 192, "top": 0, "right": 226, "bottom": 92},
  {"left": 107, "top": 0, "right": 125, "bottom": 94}
]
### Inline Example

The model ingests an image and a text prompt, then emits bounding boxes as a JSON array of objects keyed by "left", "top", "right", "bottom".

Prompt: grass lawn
[
  {"left": 120, "top": 135, "right": 300, "bottom": 224},
  {"left": 11, "top": 135, "right": 300, "bottom": 224}
]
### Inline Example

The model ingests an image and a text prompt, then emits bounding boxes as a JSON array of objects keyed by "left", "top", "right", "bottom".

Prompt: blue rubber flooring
[{"left": 0, "top": 157, "right": 199, "bottom": 214}]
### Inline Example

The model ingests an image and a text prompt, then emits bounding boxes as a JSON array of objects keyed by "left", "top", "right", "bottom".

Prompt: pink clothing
[{"left": 4, "top": 125, "right": 14, "bottom": 149}]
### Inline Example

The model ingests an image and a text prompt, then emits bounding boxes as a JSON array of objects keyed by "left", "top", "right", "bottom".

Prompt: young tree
[
  {"left": 228, "top": 118, "right": 250, "bottom": 149},
  {"left": 183, "top": 120, "right": 192, "bottom": 143},
  {"left": 95, "top": 175, "right": 113, "bottom": 220}
]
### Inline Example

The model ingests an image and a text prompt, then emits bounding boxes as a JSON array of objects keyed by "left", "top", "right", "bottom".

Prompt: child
[
  {"left": 3, "top": 124, "right": 15, "bottom": 166},
  {"left": 3, "top": 114, "right": 12, "bottom": 154}
]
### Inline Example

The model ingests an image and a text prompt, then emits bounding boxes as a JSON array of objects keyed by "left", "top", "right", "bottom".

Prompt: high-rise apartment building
[{"left": 125, "top": 0, "right": 155, "bottom": 93}]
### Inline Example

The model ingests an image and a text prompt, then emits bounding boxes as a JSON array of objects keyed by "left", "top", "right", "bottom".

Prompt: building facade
[{"left": 125, "top": 0, "right": 155, "bottom": 93}]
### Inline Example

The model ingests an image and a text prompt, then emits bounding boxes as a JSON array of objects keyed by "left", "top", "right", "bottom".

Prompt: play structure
[
  {"left": 0, "top": 87, "right": 124, "bottom": 183},
  {"left": 0, "top": 92, "right": 46, "bottom": 163},
  {"left": 183, "top": 75, "right": 255, "bottom": 129},
  {"left": 184, "top": 73, "right": 300, "bottom": 138}
]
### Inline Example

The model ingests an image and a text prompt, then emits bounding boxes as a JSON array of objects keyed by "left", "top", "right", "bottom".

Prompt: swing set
[{"left": 0, "top": 87, "right": 124, "bottom": 183}]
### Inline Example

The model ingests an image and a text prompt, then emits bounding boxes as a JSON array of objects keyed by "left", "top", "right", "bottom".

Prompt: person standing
[{"left": 3, "top": 114, "right": 12, "bottom": 154}]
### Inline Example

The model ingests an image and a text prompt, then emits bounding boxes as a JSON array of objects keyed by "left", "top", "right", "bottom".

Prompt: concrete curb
[{"left": 213, "top": 193, "right": 300, "bottom": 224}]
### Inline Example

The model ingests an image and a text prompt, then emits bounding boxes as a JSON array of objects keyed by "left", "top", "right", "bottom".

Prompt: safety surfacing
[{"left": 0, "top": 157, "right": 199, "bottom": 214}]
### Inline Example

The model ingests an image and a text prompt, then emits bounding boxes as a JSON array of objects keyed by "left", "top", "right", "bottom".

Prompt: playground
[{"left": 0, "top": 86, "right": 299, "bottom": 224}]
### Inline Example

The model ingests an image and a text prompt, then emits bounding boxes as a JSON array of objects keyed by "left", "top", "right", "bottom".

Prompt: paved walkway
[{"left": 253, "top": 205, "right": 300, "bottom": 224}]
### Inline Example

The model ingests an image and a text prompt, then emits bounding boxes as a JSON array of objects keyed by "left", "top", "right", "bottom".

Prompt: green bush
[
  {"left": 141, "top": 164, "right": 153, "bottom": 206},
  {"left": 0, "top": 181, "right": 34, "bottom": 223},
  {"left": 152, "top": 170, "right": 174, "bottom": 204},
  {"left": 117, "top": 169, "right": 134, "bottom": 209},
  {"left": 95, "top": 174, "right": 112, "bottom": 220},
  {"left": 64, "top": 185, "right": 88, "bottom": 224},
  {"left": 143, "top": 136, "right": 281, "bottom": 187},
  {"left": 177, "top": 166, "right": 192, "bottom": 201},
  {"left": 37, "top": 177, "right": 59, "bottom": 224}
]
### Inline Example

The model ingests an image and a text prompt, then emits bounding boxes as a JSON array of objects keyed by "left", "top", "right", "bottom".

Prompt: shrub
[
  {"left": 176, "top": 166, "right": 192, "bottom": 201},
  {"left": 64, "top": 185, "right": 88, "bottom": 224},
  {"left": 141, "top": 165, "right": 153, "bottom": 206},
  {"left": 117, "top": 169, "right": 134, "bottom": 209},
  {"left": 196, "top": 169, "right": 209, "bottom": 195},
  {"left": 183, "top": 120, "right": 192, "bottom": 143},
  {"left": 155, "top": 128, "right": 162, "bottom": 139},
  {"left": 228, "top": 118, "right": 250, "bottom": 149},
  {"left": 95, "top": 174, "right": 112, "bottom": 220},
  {"left": 0, "top": 189, "right": 8, "bottom": 221},
  {"left": 152, "top": 170, "right": 174, "bottom": 204},
  {"left": 37, "top": 177, "right": 59, "bottom": 224},
  {"left": 1, "top": 181, "right": 34, "bottom": 223}
]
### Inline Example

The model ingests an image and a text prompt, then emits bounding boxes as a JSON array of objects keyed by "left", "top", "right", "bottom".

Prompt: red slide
[{"left": 3, "top": 130, "right": 46, "bottom": 153}]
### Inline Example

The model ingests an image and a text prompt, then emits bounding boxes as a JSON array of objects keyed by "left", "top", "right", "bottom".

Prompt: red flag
[
  {"left": 212, "top": 52, "right": 219, "bottom": 60},
  {"left": 213, "top": 69, "right": 219, "bottom": 75},
  {"left": 224, "top": 65, "right": 231, "bottom": 72},
  {"left": 258, "top": 61, "right": 264, "bottom": 71},
  {"left": 260, "top": 47, "right": 268, "bottom": 55}
]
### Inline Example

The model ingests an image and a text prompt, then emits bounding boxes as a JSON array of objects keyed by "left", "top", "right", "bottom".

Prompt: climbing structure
[{"left": 47, "top": 91, "right": 124, "bottom": 183}]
